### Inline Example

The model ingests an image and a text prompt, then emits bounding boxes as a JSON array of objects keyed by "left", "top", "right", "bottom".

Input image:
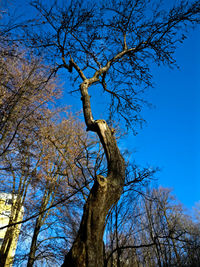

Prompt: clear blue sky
[{"left": 124, "top": 28, "right": 200, "bottom": 209}]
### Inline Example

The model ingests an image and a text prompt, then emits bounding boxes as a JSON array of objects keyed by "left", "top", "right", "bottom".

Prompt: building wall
[{"left": 0, "top": 193, "right": 24, "bottom": 266}]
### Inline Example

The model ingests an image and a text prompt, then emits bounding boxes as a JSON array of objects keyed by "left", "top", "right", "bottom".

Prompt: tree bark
[
  {"left": 27, "top": 216, "right": 43, "bottom": 267},
  {"left": 62, "top": 81, "right": 125, "bottom": 266},
  {"left": 27, "top": 190, "right": 52, "bottom": 267}
]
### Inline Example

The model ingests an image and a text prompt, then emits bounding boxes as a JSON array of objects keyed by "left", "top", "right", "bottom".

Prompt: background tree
[
  {"left": 104, "top": 186, "right": 200, "bottom": 267},
  {"left": 25, "top": 111, "right": 100, "bottom": 267},
  {"left": 0, "top": 50, "right": 60, "bottom": 265},
  {"left": 0, "top": 49, "right": 59, "bottom": 157},
  {"left": 4, "top": 107, "right": 104, "bottom": 266}
]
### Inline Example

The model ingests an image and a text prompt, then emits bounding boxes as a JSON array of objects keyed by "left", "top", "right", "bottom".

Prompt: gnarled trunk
[{"left": 62, "top": 81, "right": 125, "bottom": 266}]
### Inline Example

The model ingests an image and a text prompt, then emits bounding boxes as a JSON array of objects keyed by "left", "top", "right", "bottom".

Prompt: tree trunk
[
  {"left": 62, "top": 81, "right": 125, "bottom": 266},
  {"left": 27, "top": 217, "right": 42, "bottom": 267},
  {"left": 27, "top": 190, "right": 52, "bottom": 267}
]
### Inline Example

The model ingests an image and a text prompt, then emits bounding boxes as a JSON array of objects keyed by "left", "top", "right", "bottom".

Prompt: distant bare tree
[{"left": 0, "top": 49, "right": 60, "bottom": 266}]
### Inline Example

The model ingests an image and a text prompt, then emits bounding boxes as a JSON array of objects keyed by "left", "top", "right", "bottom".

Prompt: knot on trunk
[{"left": 96, "top": 175, "right": 107, "bottom": 189}]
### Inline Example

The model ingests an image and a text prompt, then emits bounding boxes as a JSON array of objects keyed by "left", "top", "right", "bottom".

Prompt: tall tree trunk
[
  {"left": 27, "top": 216, "right": 43, "bottom": 267},
  {"left": 62, "top": 81, "right": 125, "bottom": 266},
  {"left": 27, "top": 190, "right": 52, "bottom": 267}
]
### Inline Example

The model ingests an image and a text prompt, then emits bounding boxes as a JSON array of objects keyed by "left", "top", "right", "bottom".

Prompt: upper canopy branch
[
  {"left": 28, "top": 0, "right": 200, "bottom": 132},
  {"left": 69, "top": 57, "right": 87, "bottom": 81}
]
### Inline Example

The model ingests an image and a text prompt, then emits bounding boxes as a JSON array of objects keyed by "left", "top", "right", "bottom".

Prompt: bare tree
[
  {"left": 0, "top": 50, "right": 59, "bottom": 157},
  {"left": 0, "top": 54, "right": 60, "bottom": 266},
  {"left": 104, "top": 187, "right": 200, "bottom": 267}
]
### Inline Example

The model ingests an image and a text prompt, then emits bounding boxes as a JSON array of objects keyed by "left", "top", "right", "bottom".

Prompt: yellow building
[{"left": 0, "top": 193, "right": 24, "bottom": 267}]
